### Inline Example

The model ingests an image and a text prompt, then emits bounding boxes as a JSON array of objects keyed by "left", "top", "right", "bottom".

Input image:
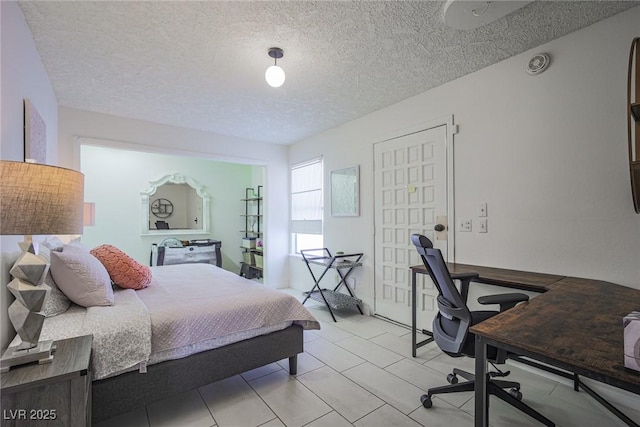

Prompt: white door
[{"left": 373, "top": 125, "right": 448, "bottom": 329}]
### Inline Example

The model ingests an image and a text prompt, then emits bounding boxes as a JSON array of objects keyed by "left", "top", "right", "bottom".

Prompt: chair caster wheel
[
  {"left": 447, "top": 373, "right": 458, "bottom": 384},
  {"left": 420, "top": 394, "right": 433, "bottom": 408},
  {"left": 509, "top": 387, "right": 522, "bottom": 400}
]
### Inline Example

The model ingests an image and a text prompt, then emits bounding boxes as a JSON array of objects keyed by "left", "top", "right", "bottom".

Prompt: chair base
[{"left": 420, "top": 368, "right": 555, "bottom": 427}]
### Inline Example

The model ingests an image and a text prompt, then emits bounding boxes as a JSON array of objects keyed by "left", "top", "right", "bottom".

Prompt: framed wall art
[
  {"left": 24, "top": 99, "right": 46, "bottom": 164},
  {"left": 330, "top": 165, "right": 359, "bottom": 217}
]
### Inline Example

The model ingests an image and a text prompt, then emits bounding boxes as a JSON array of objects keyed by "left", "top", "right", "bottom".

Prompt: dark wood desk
[
  {"left": 441, "top": 263, "right": 566, "bottom": 292},
  {"left": 410, "top": 263, "right": 564, "bottom": 357},
  {"left": 471, "top": 277, "right": 640, "bottom": 427}
]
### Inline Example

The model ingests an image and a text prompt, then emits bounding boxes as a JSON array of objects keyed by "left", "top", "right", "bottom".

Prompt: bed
[{"left": 18, "top": 262, "right": 319, "bottom": 424}]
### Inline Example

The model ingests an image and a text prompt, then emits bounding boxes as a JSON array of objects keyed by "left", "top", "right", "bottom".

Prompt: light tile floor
[{"left": 96, "top": 289, "right": 640, "bottom": 427}]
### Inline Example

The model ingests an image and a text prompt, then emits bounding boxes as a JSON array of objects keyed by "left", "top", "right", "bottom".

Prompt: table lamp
[{"left": 0, "top": 160, "right": 84, "bottom": 371}]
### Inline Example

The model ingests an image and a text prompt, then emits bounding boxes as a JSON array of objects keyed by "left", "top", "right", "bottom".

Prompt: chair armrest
[
  {"left": 451, "top": 273, "right": 479, "bottom": 303},
  {"left": 478, "top": 293, "right": 529, "bottom": 312},
  {"left": 450, "top": 273, "right": 480, "bottom": 281}
]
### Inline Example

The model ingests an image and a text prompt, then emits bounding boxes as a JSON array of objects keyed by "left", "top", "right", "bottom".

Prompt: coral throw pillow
[{"left": 91, "top": 244, "right": 152, "bottom": 290}]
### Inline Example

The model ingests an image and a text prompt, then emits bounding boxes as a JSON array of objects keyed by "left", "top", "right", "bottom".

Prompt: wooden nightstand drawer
[{"left": 1, "top": 335, "right": 93, "bottom": 427}]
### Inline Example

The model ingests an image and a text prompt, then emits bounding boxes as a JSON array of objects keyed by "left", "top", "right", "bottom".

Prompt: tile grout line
[{"left": 196, "top": 386, "right": 219, "bottom": 427}]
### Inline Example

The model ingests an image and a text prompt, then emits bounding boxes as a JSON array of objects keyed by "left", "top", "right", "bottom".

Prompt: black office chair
[{"left": 411, "top": 234, "right": 554, "bottom": 427}]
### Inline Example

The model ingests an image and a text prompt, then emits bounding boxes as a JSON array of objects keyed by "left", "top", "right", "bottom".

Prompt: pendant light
[{"left": 265, "top": 47, "right": 285, "bottom": 88}]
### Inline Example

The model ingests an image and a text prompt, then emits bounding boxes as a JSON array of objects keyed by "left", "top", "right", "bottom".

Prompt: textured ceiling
[{"left": 18, "top": 1, "right": 639, "bottom": 145}]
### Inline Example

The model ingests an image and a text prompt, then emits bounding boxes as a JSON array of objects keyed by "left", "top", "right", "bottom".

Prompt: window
[{"left": 291, "top": 158, "right": 323, "bottom": 253}]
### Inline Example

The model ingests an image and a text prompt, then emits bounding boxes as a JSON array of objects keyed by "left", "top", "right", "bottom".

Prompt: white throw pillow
[
  {"left": 41, "top": 236, "right": 65, "bottom": 251},
  {"left": 50, "top": 250, "right": 114, "bottom": 307},
  {"left": 63, "top": 240, "right": 91, "bottom": 254},
  {"left": 38, "top": 244, "right": 71, "bottom": 317}
]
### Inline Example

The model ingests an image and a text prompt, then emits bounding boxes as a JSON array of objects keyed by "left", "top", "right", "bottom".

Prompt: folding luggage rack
[{"left": 300, "top": 248, "right": 364, "bottom": 322}]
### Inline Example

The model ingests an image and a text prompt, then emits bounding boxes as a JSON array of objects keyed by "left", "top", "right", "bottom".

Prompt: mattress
[{"left": 140, "top": 264, "right": 320, "bottom": 364}]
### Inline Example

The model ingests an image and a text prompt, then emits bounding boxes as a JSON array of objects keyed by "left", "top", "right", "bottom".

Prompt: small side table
[
  {"left": 301, "top": 249, "right": 364, "bottom": 322},
  {"left": 1, "top": 335, "right": 93, "bottom": 427}
]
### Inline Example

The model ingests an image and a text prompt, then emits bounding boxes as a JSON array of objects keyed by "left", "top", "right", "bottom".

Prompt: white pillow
[
  {"left": 63, "top": 240, "right": 91, "bottom": 253},
  {"left": 50, "top": 250, "right": 114, "bottom": 307},
  {"left": 41, "top": 236, "right": 65, "bottom": 251},
  {"left": 38, "top": 245, "right": 71, "bottom": 317}
]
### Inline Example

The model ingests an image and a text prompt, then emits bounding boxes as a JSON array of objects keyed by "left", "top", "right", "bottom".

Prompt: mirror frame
[
  {"left": 141, "top": 173, "right": 211, "bottom": 235},
  {"left": 628, "top": 37, "right": 640, "bottom": 214}
]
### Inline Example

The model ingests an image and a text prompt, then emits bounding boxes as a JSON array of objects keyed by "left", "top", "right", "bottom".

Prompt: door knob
[{"left": 434, "top": 224, "right": 446, "bottom": 232}]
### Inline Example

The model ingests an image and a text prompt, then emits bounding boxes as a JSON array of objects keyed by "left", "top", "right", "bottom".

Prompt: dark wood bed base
[{"left": 92, "top": 324, "right": 303, "bottom": 424}]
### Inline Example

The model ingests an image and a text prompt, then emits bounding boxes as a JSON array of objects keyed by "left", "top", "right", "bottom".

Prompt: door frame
[{"left": 372, "top": 114, "right": 457, "bottom": 263}]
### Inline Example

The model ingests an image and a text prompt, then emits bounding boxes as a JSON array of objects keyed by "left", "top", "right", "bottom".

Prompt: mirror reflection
[{"left": 141, "top": 174, "right": 211, "bottom": 235}]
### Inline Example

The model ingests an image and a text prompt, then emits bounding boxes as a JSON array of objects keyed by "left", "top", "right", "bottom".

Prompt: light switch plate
[
  {"left": 478, "top": 203, "right": 487, "bottom": 217},
  {"left": 458, "top": 218, "right": 472, "bottom": 232}
]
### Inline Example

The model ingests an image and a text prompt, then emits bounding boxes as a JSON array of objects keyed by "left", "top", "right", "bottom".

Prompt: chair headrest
[{"left": 411, "top": 234, "right": 433, "bottom": 249}]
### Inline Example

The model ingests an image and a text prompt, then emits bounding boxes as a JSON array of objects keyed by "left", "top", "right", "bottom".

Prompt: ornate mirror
[{"left": 141, "top": 173, "right": 211, "bottom": 235}]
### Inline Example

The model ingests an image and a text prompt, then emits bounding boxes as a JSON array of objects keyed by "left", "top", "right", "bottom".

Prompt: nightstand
[{"left": 1, "top": 335, "right": 93, "bottom": 427}]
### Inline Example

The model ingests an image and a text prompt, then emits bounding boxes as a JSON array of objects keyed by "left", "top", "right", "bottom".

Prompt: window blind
[{"left": 291, "top": 158, "right": 323, "bottom": 234}]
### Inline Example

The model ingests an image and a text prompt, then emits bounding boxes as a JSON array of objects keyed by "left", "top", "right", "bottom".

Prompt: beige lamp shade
[{"left": 0, "top": 161, "right": 84, "bottom": 235}]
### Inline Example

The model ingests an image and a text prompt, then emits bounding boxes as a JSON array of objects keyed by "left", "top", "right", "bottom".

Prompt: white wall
[
  {"left": 80, "top": 144, "right": 255, "bottom": 272},
  {"left": 289, "top": 7, "right": 640, "bottom": 311},
  {"left": 0, "top": 1, "right": 60, "bottom": 350},
  {"left": 58, "top": 107, "right": 290, "bottom": 289}
]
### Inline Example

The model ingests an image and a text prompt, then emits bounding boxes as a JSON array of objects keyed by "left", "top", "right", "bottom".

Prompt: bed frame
[{"left": 91, "top": 324, "right": 303, "bottom": 424}]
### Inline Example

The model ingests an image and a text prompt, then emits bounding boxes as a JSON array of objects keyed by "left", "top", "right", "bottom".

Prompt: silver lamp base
[{"left": 0, "top": 340, "right": 55, "bottom": 373}]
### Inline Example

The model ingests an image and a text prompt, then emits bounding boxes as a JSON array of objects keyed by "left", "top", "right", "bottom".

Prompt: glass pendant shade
[{"left": 265, "top": 65, "right": 285, "bottom": 88}]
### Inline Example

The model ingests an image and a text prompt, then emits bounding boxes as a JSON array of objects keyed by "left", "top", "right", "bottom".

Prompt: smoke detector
[
  {"left": 526, "top": 53, "right": 551, "bottom": 75},
  {"left": 443, "top": 0, "right": 533, "bottom": 30}
]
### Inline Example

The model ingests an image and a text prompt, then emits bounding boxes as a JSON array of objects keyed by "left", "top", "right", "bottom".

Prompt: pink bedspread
[{"left": 138, "top": 263, "right": 320, "bottom": 355}]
